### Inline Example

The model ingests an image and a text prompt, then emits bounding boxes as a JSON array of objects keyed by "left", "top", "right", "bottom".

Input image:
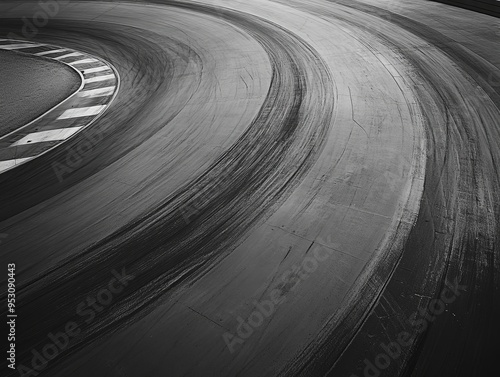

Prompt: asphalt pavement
[{"left": 0, "top": 1, "right": 498, "bottom": 376}]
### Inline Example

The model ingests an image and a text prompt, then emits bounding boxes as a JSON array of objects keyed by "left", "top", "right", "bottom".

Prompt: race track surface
[{"left": 0, "top": 1, "right": 499, "bottom": 376}]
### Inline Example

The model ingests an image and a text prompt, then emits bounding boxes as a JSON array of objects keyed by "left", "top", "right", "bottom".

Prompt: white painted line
[
  {"left": 57, "top": 105, "right": 106, "bottom": 119},
  {"left": 0, "top": 43, "right": 42, "bottom": 50},
  {"left": 70, "top": 58, "right": 98, "bottom": 66},
  {"left": 36, "top": 49, "right": 67, "bottom": 56},
  {"left": 82, "top": 66, "right": 111, "bottom": 74},
  {"left": 77, "top": 86, "right": 115, "bottom": 98},
  {"left": 11, "top": 127, "right": 83, "bottom": 146},
  {"left": 54, "top": 52, "right": 83, "bottom": 60},
  {"left": 84, "top": 74, "right": 115, "bottom": 84},
  {"left": 0, "top": 157, "right": 32, "bottom": 173}
]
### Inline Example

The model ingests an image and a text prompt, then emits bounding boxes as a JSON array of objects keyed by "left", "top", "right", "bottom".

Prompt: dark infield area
[{"left": 0, "top": 49, "right": 81, "bottom": 137}]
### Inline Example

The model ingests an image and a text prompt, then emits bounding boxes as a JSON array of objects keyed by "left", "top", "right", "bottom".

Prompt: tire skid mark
[
  {"left": 273, "top": 1, "right": 500, "bottom": 376},
  {"left": 0, "top": 22, "right": 186, "bottom": 220},
  {"left": 2, "top": 4, "right": 336, "bottom": 374}
]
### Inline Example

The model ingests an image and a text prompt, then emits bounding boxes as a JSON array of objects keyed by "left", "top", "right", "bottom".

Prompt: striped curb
[{"left": 0, "top": 39, "right": 119, "bottom": 174}]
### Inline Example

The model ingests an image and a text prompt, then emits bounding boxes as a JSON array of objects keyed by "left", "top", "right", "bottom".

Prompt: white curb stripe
[
  {"left": 70, "top": 58, "right": 98, "bottom": 65},
  {"left": 36, "top": 49, "right": 67, "bottom": 56},
  {"left": 0, "top": 158, "right": 32, "bottom": 173},
  {"left": 0, "top": 43, "right": 43, "bottom": 50},
  {"left": 0, "top": 39, "right": 119, "bottom": 175},
  {"left": 11, "top": 127, "right": 83, "bottom": 146},
  {"left": 82, "top": 66, "right": 111, "bottom": 74},
  {"left": 77, "top": 87, "right": 116, "bottom": 98},
  {"left": 54, "top": 52, "right": 83, "bottom": 60},
  {"left": 85, "top": 74, "right": 115, "bottom": 83},
  {"left": 57, "top": 105, "right": 106, "bottom": 119}
]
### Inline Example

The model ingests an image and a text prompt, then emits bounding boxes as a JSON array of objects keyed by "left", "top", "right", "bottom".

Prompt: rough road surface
[{"left": 0, "top": 1, "right": 498, "bottom": 376}]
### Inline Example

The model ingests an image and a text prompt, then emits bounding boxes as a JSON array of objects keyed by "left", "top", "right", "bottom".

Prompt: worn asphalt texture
[{"left": 0, "top": 1, "right": 499, "bottom": 376}]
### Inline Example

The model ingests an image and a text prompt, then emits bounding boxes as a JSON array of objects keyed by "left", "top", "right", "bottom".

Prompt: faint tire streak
[
  {"left": 1, "top": 3, "right": 336, "bottom": 375},
  {"left": 274, "top": 1, "right": 500, "bottom": 376}
]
